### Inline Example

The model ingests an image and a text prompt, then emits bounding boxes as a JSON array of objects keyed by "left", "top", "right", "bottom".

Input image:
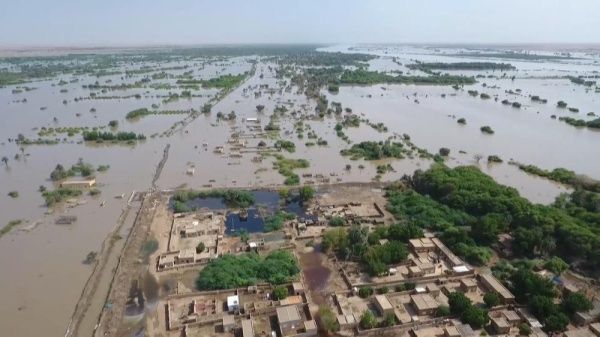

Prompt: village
[{"left": 140, "top": 185, "right": 600, "bottom": 337}]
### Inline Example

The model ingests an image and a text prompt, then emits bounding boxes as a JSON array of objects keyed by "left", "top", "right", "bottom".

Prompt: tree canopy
[{"left": 196, "top": 250, "right": 299, "bottom": 290}]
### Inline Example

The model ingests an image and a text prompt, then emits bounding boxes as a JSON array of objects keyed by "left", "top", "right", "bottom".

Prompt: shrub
[
  {"left": 480, "top": 126, "right": 495, "bottom": 134},
  {"left": 358, "top": 286, "right": 374, "bottom": 298},
  {"left": 378, "top": 286, "right": 389, "bottom": 294},
  {"left": 329, "top": 216, "right": 346, "bottom": 226},
  {"left": 436, "top": 305, "right": 451, "bottom": 317},
  {"left": 439, "top": 147, "right": 451, "bottom": 156},
  {"left": 298, "top": 186, "right": 315, "bottom": 202},
  {"left": 544, "top": 256, "right": 568, "bottom": 275},
  {"left": 487, "top": 155, "right": 503, "bottom": 163},
  {"left": 319, "top": 306, "right": 340, "bottom": 333},
  {"left": 519, "top": 323, "right": 532, "bottom": 336},
  {"left": 360, "top": 310, "right": 376, "bottom": 330},
  {"left": 273, "top": 286, "right": 289, "bottom": 300},
  {"left": 483, "top": 292, "right": 501, "bottom": 307}
]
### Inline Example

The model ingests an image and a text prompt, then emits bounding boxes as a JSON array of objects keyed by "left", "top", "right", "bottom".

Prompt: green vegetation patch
[
  {"left": 407, "top": 62, "right": 515, "bottom": 71},
  {"left": 339, "top": 69, "right": 476, "bottom": 85},
  {"left": 340, "top": 141, "right": 406, "bottom": 160},
  {"left": 172, "top": 189, "right": 255, "bottom": 212},
  {"left": 272, "top": 154, "right": 309, "bottom": 186},
  {"left": 82, "top": 131, "right": 146, "bottom": 142},
  {"left": 1, "top": 219, "right": 23, "bottom": 238},
  {"left": 264, "top": 211, "right": 296, "bottom": 232},
  {"left": 42, "top": 188, "right": 82, "bottom": 206},
  {"left": 196, "top": 250, "right": 299, "bottom": 290},
  {"left": 393, "top": 164, "right": 600, "bottom": 270},
  {"left": 516, "top": 164, "right": 600, "bottom": 193}
]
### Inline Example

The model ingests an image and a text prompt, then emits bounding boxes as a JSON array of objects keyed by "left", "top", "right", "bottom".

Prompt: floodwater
[
  {"left": 225, "top": 208, "right": 264, "bottom": 234},
  {"left": 0, "top": 44, "right": 599, "bottom": 336},
  {"left": 299, "top": 245, "right": 331, "bottom": 305}
]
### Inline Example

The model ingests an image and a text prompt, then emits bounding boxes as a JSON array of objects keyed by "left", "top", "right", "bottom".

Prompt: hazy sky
[{"left": 1, "top": 0, "right": 599, "bottom": 46}]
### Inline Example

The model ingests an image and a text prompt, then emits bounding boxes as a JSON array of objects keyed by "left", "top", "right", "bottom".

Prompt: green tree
[
  {"left": 329, "top": 216, "right": 345, "bottom": 226},
  {"left": 298, "top": 186, "right": 315, "bottom": 202},
  {"left": 382, "top": 313, "right": 397, "bottom": 327},
  {"left": 239, "top": 229, "right": 249, "bottom": 243},
  {"left": 322, "top": 228, "right": 348, "bottom": 253},
  {"left": 461, "top": 306, "right": 489, "bottom": 329},
  {"left": 529, "top": 295, "right": 558, "bottom": 318},
  {"left": 278, "top": 188, "right": 289, "bottom": 199},
  {"left": 360, "top": 310, "right": 376, "bottom": 330},
  {"left": 273, "top": 286, "right": 288, "bottom": 300},
  {"left": 436, "top": 305, "right": 451, "bottom": 317},
  {"left": 544, "top": 313, "right": 569, "bottom": 332},
  {"left": 196, "top": 242, "right": 205, "bottom": 253},
  {"left": 562, "top": 292, "right": 592, "bottom": 316},
  {"left": 544, "top": 256, "right": 569, "bottom": 275},
  {"left": 518, "top": 323, "right": 532, "bottom": 336},
  {"left": 318, "top": 306, "right": 339, "bottom": 333},
  {"left": 448, "top": 292, "right": 472, "bottom": 316},
  {"left": 471, "top": 213, "right": 509, "bottom": 245},
  {"left": 358, "top": 286, "right": 374, "bottom": 298},
  {"left": 483, "top": 292, "right": 501, "bottom": 308}
]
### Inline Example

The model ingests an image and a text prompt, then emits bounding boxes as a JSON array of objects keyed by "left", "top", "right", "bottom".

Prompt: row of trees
[
  {"left": 82, "top": 131, "right": 146, "bottom": 142},
  {"left": 516, "top": 164, "right": 600, "bottom": 193},
  {"left": 339, "top": 69, "right": 476, "bottom": 85},
  {"left": 407, "top": 62, "right": 516, "bottom": 71}
]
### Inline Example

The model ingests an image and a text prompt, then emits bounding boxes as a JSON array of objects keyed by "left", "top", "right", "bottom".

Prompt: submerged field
[{"left": 0, "top": 44, "right": 599, "bottom": 337}]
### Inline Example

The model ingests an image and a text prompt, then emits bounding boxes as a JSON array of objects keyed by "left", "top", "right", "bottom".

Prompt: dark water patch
[
  {"left": 184, "top": 197, "right": 225, "bottom": 210},
  {"left": 253, "top": 190, "right": 280, "bottom": 212},
  {"left": 225, "top": 208, "right": 264, "bottom": 234},
  {"left": 141, "top": 270, "right": 159, "bottom": 305},
  {"left": 285, "top": 199, "right": 317, "bottom": 222}
]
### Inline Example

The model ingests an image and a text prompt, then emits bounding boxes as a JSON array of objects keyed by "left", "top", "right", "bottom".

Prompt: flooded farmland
[{"left": 1, "top": 44, "right": 599, "bottom": 337}]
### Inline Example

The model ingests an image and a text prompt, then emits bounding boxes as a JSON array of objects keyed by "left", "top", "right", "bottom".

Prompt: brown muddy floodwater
[
  {"left": 300, "top": 245, "right": 331, "bottom": 305},
  {"left": 1, "top": 45, "right": 599, "bottom": 337}
]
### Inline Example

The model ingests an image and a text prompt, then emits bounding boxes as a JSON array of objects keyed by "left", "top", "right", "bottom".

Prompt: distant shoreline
[{"left": 1, "top": 42, "right": 599, "bottom": 58}]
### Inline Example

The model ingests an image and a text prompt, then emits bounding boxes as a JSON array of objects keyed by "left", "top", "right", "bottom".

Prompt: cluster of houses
[{"left": 166, "top": 284, "right": 318, "bottom": 337}]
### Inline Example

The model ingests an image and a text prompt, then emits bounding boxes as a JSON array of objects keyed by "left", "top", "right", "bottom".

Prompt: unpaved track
[
  {"left": 93, "top": 192, "right": 160, "bottom": 337},
  {"left": 64, "top": 197, "right": 134, "bottom": 337},
  {"left": 92, "top": 144, "right": 170, "bottom": 337}
]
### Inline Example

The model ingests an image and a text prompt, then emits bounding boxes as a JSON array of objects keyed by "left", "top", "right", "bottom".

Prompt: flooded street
[
  {"left": 1, "top": 44, "right": 599, "bottom": 337},
  {"left": 299, "top": 245, "right": 332, "bottom": 305}
]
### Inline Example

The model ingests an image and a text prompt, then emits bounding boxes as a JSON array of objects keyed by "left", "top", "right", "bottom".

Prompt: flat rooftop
[
  {"left": 276, "top": 305, "right": 301, "bottom": 324},
  {"left": 411, "top": 293, "right": 439, "bottom": 312}
]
